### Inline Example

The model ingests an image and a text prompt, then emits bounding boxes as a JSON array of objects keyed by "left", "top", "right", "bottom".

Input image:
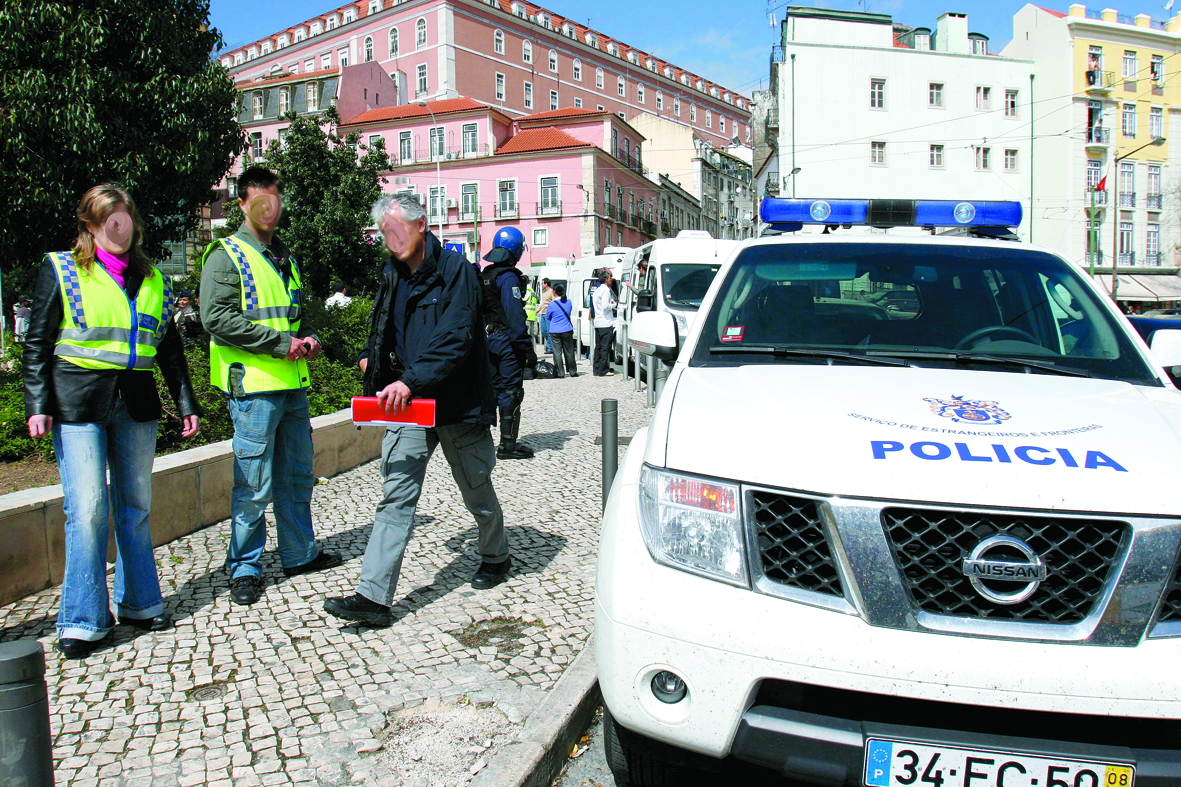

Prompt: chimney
[{"left": 936, "top": 12, "right": 969, "bottom": 54}]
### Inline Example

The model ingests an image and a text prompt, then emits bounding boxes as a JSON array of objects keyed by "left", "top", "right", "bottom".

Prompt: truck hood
[{"left": 663, "top": 365, "right": 1181, "bottom": 516}]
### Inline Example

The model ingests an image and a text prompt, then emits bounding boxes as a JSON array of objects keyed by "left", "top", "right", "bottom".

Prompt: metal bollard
[
  {"left": 654, "top": 361, "right": 669, "bottom": 401},
  {"left": 601, "top": 398, "right": 618, "bottom": 511},
  {"left": 634, "top": 342, "right": 642, "bottom": 392},
  {"left": 575, "top": 314, "right": 582, "bottom": 358},
  {"left": 645, "top": 355, "right": 657, "bottom": 408},
  {"left": 0, "top": 640, "right": 54, "bottom": 787}
]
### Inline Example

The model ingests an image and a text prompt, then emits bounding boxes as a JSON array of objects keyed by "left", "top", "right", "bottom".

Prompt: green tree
[{"left": 0, "top": 0, "right": 243, "bottom": 297}]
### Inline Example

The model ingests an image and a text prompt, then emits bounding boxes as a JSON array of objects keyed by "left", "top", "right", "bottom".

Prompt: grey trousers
[{"left": 357, "top": 423, "right": 510, "bottom": 606}]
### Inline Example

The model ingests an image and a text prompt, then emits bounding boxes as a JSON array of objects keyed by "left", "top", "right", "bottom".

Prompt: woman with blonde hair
[{"left": 24, "top": 183, "right": 201, "bottom": 659}]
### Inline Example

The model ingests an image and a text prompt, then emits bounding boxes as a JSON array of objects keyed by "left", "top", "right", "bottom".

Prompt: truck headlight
[
  {"left": 638, "top": 464, "right": 748, "bottom": 587},
  {"left": 672, "top": 311, "right": 690, "bottom": 334}
]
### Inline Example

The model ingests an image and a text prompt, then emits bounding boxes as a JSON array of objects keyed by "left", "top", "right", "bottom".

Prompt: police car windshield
[
  {"left": 692, "top": 243, "right": 1160, "bottom": 386},
  {"left": 660, "top": 264, "right": 721, "bottom": 310}
]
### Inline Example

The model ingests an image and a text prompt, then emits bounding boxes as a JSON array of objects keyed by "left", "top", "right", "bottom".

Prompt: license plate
[{"left": 864, "top": 738, "right": 1134, "bottom": 787}]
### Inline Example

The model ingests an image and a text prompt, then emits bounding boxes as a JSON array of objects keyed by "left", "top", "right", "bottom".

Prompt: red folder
[{"left": 351, "top": 397, "right": 437, "bottom": 428}]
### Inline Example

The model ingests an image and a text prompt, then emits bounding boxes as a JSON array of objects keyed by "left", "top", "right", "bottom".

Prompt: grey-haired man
[{"left": 323, "top": 194, "right": 510, "bottom": 627}]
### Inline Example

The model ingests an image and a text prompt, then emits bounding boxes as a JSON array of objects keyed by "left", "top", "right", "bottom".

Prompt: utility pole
[
  {"left": 790, "top": 53, "right": 796, "bottom": 198},
  {"left": 1029, "top": 73, "right": 1035, "bottom": 244}
]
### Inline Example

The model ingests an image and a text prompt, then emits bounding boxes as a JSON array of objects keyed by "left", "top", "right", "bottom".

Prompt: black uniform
[{"left": 481, "top": 249, "right": 537, "bottom": 459}]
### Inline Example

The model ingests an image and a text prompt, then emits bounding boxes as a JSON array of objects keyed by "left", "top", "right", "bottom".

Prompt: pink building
[
  {"left": 219, "top": 0, "right": 751, "bottom": 151},
  {"left": 337, "top": 100, "right": 659, "bottom": 260}
]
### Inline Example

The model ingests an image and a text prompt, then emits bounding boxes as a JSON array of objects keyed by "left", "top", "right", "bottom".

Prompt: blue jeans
[
  {"left": 225, "top": 389, "right": 318, "bottom": 579},
  {"left": 538, "top": 314, "right": 552, "bottom": 352},
  {"left": 54, "top": 397, "right": 163, "bottom": 641}
]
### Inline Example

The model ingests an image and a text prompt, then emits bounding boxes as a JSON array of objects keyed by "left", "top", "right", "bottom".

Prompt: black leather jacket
[{"left": 23, "top": 257, "right": 201, "bottom": 423}]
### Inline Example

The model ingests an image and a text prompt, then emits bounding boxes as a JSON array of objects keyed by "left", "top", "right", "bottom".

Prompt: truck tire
[{"left": 603, "top": 709, "right": 701, "bottom": 787}]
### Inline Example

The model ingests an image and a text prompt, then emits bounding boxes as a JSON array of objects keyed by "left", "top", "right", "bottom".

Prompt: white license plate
[{"left": 864, "top": 738, "right": 1134, "bottom": 787}]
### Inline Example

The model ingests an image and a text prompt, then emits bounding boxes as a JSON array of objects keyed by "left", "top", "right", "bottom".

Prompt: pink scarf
[{"left": 95, "top": 246, "right": 129, "bottom": 289}]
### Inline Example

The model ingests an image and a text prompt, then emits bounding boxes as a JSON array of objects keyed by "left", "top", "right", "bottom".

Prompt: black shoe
[
  {"left": 229, "top": 575, "right": 263, "bottom": 606},
  {"left": 570, "top": 373, "right": 579, "bottom": 377},
  {"left": 472, "top": 556, "right": 511, "bottom": 589},
  {"left": 57, "top": 632, "right": 112, "bottom": 660},
  {"left": 323, "top": 594, "right": 392, "bottom": 627},
  {"left": 497, "top": 441, "right": 535, "bottom": 459},
  {"left": 282, "top": 551, "right": 344, "bottom": 578},
  {"left": 119, "top": 613, "right": 172, "bottom": 632}
]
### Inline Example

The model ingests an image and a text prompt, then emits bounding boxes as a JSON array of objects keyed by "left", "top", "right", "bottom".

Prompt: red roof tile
[
  {"left": 1035, "top": 5, "right": 1067, "bottom": 17},
  {"left": 236, "top": 68, "right": 339, "bottom": 88},
  {"left": 496, "top": 127, "right": 591, "bottom": 155},
  {"left": 341, "top": 97, "right": 491, "bottom": 126},
  {"left": 519, "top": 107, "right": 610, "bottom": 122}
]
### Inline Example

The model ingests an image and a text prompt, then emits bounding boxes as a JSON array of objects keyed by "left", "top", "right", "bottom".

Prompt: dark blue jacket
[
  {"left": 492, "top": 266, "right": 533, "bottom": 356},
  {"left": 361, "top": 233, "right": 496, "bottom": 426}
]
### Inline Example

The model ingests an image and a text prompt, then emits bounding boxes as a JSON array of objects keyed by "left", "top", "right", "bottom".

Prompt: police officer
[{"left": 481, "top": 227, "right": 537, "bottom": 459}]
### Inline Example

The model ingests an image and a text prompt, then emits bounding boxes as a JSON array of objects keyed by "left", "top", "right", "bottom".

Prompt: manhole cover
[{"left": 188, "top": 682, "right": 228, "bottom": 702}]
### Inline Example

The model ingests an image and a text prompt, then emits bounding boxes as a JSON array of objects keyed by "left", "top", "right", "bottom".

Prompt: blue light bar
[{"left": 760, "top": 198, "right": 1022, "bottom": 228}]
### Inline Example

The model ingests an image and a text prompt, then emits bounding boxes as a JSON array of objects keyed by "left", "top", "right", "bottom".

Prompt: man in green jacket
[{"left": 200, "top": 166, "right": 342, "bottom": 606}]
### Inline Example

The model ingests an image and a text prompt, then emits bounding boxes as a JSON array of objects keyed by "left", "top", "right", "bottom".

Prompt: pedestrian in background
[
  {"left": 200, "top": 166, "right": 342, "bottom": 607},
  {"left": 326, "top": 281, "right": 352, "bottom": 309},
  {"left": 538, "top": 278, "right": 555, "bottom": 353},
  {"left": 172, "top": 291, "right": 202, "bottom": 342},
  {"left": 14, "top": 297, "right": 31, "bottom": 343},
  {"left": 324, "top": 193, "right": 511, "bottom": 628},
  {"left": 592, "top": 269, "right": 618, "bottom": 376},
  {"left": 546, "top": 283, "right": 577, "bottom": 378},
  {"left": 24, "top": 183, "right": 201, "bottom": 659}
]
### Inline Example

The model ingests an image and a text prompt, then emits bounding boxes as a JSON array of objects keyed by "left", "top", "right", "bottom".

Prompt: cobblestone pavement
[{"left": 0, "top": 358, "right": 651, "bottom": 787}]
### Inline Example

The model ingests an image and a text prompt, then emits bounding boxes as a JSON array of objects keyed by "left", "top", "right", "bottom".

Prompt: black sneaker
[
  {"left": 471, "top": 556, "right": 511, "bottom": 589},
  {"left": 119, "top": 613, "right": 172, "bottom": 632},
  {"left": 57, "top": 632, "right": 112, "bottom": 660},
  {"left": 497, "top": 442, "right": 535, "bottom": 459},
  {"left": 323, "top": 594, "right": 392, "bottom": 627},
  {"left": 229, "top": 575, "right": 263, "bottom": 606},
  {"left": 282, "top": 551, "right": 344, "bottom": 578}
]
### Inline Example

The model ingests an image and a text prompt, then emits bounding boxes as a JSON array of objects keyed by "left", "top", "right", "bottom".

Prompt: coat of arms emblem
[{"left": 923, "top": 395, "right": 1012, "bottom": 425}]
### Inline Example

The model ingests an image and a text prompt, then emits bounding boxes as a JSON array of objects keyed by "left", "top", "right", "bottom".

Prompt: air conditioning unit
[{"left": 446, "top": 198, "right": 458, "bottom": 209}]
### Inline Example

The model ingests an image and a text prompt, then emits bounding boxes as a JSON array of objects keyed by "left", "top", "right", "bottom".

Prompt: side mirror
[
  {"left": 1150, "top": 329, "right": 1181, "bottom": 368},
  {"left": 630, "top": 311, "right": 678, "bottom": 362},
  {"left": 636, "top": 291, "right": 655, "bottom": 312}
]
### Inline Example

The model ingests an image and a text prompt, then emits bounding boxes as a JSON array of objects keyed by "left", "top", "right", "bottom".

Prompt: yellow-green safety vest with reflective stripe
[
  {"left": 524, "top": 288, "right": 538, "bottom": 322},
  {"left": 48, "top": 252, "right": 171, "bottom": 371},
  {"left": 203, "top": 236, "right": 309, "bottom": 394}
]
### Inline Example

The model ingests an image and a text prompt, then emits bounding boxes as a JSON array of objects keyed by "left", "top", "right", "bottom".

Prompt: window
[
  {"left": 929, "top": 144, "right": 943, "bottom": 167},
  {"left": 343, "top": 8, "right": 355, "bottom": 22},
  {"left": 540, "top": 176, "right": 559, "bottom": 210},
  {"left": 673, "top": 97, "right": 680, "bottom": 116},
  {"left": 368, "top": 134, "right": 382, "bottom": 151},
  {"left": 417, "top": 63, "right": 428, "bottom": 96},
  {"left": 1004, "top": 149, "right": 1018, "bottom": 171},
  {"left": 972, "top": 38, "right": 986, "bottom": 55},
  {"left": 429, "top": 126, "right": 444, "bottom": 158},
  {"left": 595, "top": 68, "right": 604, "bottom": 89},
  {"left": 461, "top": 183, "right": 478, "bottom": 218},
  {"left": 1122, "top": 102, "right": 1136, "bottom": 137},
  {"left": 495, "top": 72, "right": 505, "bottom": 102},
  {"left": 586, "top": 33, "right": 598, "bottom": 48},
  {"left": 690, "top": 104, "right": 697, "bottom": 122},
  {"left": 261, "top": 42, "right": 273, "bottom": 55},
  {"left": 1147, "top": 223, "right": 1160, "bottom": 262},
  {"left": 462, "top": 123, "right": 478, "bottom": 155},
  {"left": 278, "top": 87, "right": 290, "bottom": 115},
  {"left": 617, "top": 76, "right": 625, "bottom": 97},
  {"left": 494, "top": 29, "right": 504, "bottom": 55},
  {"left": 250, "top": 132, "right": 262, "bottom": 159},
  {"left": 637, "top": 84, "right": 645, "bottom": 103},
  {"left": 533, "top": 228, "right": 548, "bottom": 247},
  {"left": 512, "top": 1, "right": 525, "bottom": 16},
  {"left": 522, "top": 40, "right": 532, "bottom": 64},
  {"left": 304, "top": 58, "right": 313, "bottom": 72},
  {"left": 624, "top": 138, "right": 630, "bottom": 165},
  {"left": 975, "top": 146, "right": 991, "bottom": 170},
  {"left": 573, "top": 59, "right": 582, "bottom": 81},
  {"left": 705, "top": 110, "right": 711, "bottom": 128},
  {"left": 549, "top": 50, "right": 558, "bottom": 73},
  {"left": 611, "top": 128, "right": 619, "bottom": 157},
  {"left": 416, "top": 18, "right": 427, "bottom": 50},
  {"left": 719, "top": 116, "right": 725, "bottom": 134},
  {"left": 1119, "top": 221, "right": 1134, "bottom": 259},
  {"left": 498, "top": 180, "right": 517, "bottom": 212},
  {"left": 1005, "top": 89, "right": 1018, "bottom": 118},
  {"left": 574, "top": 97, "right": 582, "bottom": 108},
  {"left": 310, "top": 22, "right": 322, "bottom": 36},
  {"left": 656, "top": 91, "right": 663, "bottom": 110},
  {"left": 294, "top": 29, "right": 305, "bottom": 43},
  {"left": 870, "top": 78, "right": 885, "bottom": 109},
  {"left": 339, "top": 47, "right": 349, "bottom": 67},
  {"left": 1087, "top": 159, "right": 1102, "bottom": 189},
  {"left": 321, "top": 53, "right": 331, "bottom": 70},
  {"left": 524, "top": 81, "right": 533, "bottom": 109},
  {"left": 1152, "top": 54, "right": 1165, "bottom": 82},
  {"left": 289, "top": 64, "right": 297, "bottom": 74},
  {"left": 1149, "top": 164, "right": 1162, "bottom": 196},
  {"left": 1151, "top": 106, "right": 1163, "bottom": 139},
  {"left": 617, "top": 230, "right": 623, "bottom": 246},
  {"left": 251, "top": 91, "right": 264, "bottom": 119},
  {"left": 429, "top": 186, "right": 445, "bottom": 219},
  {"left": 870, "top": 141, "right": 885, "bottom": 165},
  {"left": 248, "top": 46, "right": 258, "bottom": 60},
  {"left": 369, "top": 0, "right": 381, "bottom": 12},
  {"left": 327, "top": 15, "right": 339, "bottom": 30},
  {"left": 1120, "top": 160, "right": 1135, "bottom": 196},
  {"left": 278, "top": 127, "right": 288, "bottom": 149},
  {"left": 604, "top": 179, "right": 612, "bottom": 209},
  {"left": 562, "top": 23, "right": 574, "bottom": 38},
  {"left": 277, "top": 35, "right": 289, "bottom": 49},
  {"left": 915, "top": 33, "right": 929, "bottom": 50},
  {"left": 928, "top": 82, "right": 944, "bottom": 106},
  {"left": 549, "top": 89, "right": 558, "bottom": 111},
  {"left": 306, "top": 83, "right": 319, "bottom": 111},
  {"left": 608, "top": 42, "right": 619, "bottom": 57},
  {"left": 362, "top": 37, "right": 373, "bottom": 62},
  {"left": 390, "top": 28, "right": 399, "bottom": 57},
  {"left": 399, "top": 131, "right": 411, "bottom": 162},
  {"left": 1123, "top": 50, "right": 1137, "bottom": 79},
  {"left": 975, "top": 86, "right": 991, "bottom": 110}
]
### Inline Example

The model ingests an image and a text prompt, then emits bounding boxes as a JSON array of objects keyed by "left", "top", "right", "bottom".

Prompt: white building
[{"left": 775, "top": 7, "right": 1051, "bottom": 243}]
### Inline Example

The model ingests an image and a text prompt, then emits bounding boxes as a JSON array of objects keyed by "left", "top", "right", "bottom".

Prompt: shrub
[
  {"left": 302, "top": 295, "right": 373, "bottom": 365},
  {"left": 0, "top": 345, "right": 54, "bottom": 462}
]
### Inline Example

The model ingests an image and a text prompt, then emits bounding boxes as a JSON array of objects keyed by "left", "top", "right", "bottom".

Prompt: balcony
[
  {"left": 1085, "top": 127, "right": 1110, "bottom": 149},
  {"left": 536, "top": 201, "right": 562, "bottom": 217},
  {"left": 458, "top": 206, "right": 481, "bottom": 222},
  {"left": 771, "top": 45, "right": 785, "bottom": 64},
  {"left": 642, "top": 219, "right": 657, "bottom": 236},
  {"left": 1144, "top": 252, "right": 1162, "bottom": 266},
  {"left": 1119, "top": 252, "right": 1136, "bottom": 265},
  {"left": 631, "top": 212, "right": 642, "bottom": 228},
  {"left": 1118, "top": 192, "right": 1136, "bottom": 208},
  {"left": 408, "top": 144, "right": 491, "bottom": 165},
  {"left": 661, "top": 220, "right": 672, "bottom": 236},
  {"left": 1086, "top": 251, "right": 1104, "bottom": 267},
  {"left": 1084, "top": 188, "right": 1108, "bottom": 208},
  {"left": 605, "top": 204, "right": 617, "bottom": 220},
  {"left": 1147, "top": 193, "right": 1163, "bottom": 210},
  {"left": 494, "top": 203, "right": 519, "bottom": 219},
  {"left": 1084, "top": 70, "right": 1115, "bottom": 94}
]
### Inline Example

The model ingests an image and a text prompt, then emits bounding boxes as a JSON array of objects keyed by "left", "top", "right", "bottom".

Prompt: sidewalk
[{"left": 0, "top": 359, "right": 650, "bottom": 787}]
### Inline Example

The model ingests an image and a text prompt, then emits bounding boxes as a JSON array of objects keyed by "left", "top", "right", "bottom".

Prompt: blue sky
[{"left": 209, "top": 0, "right": 1179, "bottom": 96}]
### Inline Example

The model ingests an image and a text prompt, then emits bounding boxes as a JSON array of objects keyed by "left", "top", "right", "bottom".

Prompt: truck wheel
[{"left": 603, "top": 709, "right": 697, "bottom": 787}]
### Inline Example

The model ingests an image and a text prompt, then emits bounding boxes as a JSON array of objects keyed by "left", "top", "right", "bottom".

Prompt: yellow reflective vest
[
  {"left": 203, "top": 236, "right": 309, "bottom": 395},
  {"left": 48, "top": 252, "right": 171, "bottom": 371}
]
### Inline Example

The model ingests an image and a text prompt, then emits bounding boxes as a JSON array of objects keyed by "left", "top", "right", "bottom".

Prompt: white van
[{"left": 567, "top": 247, "right": 630, "bottom": 349}]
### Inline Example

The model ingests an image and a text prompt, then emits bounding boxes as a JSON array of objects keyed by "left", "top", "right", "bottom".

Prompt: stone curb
[{"left": 471, "top": 645, "right": 601, "bottom": 787}]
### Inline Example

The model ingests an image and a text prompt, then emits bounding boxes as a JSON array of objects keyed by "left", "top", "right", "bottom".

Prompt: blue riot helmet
[{"left": 483, "top": 226, "right": 526, "bottom": 265}]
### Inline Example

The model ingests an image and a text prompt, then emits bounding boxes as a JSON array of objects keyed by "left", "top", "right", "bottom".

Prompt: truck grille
[
  {"left": 883, "top": 508, "right": 1127, "bottom": 624},
  {"left": 1158, "top": 559, "right": 1181, "bottom": 623},
  {"left": 751, "top": 491, "right": 843, "bottom": 597}
]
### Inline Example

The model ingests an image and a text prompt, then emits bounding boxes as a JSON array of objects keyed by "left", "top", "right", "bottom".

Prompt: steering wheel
[{"left": 955, "top": 325, "right": 1039, "bottom": 349}]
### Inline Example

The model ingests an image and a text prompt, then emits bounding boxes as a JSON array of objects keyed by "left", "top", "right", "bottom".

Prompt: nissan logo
[{"left": 961, "top": 534, "right": 1048, "bottom": 605}]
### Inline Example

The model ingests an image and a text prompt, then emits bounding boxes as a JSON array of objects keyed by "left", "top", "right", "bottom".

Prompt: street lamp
[
  {"left": 788, "top": 166, "right": 802, "bottom": 197},
  {"left": 1109, "top": 135, "right": 1166, "bottom": 299},
  {"left": 416, "top": 100, "right": 444, "bottom": 239}
]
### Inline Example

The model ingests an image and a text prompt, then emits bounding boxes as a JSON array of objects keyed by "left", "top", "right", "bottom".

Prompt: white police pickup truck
[{"left": 596, "top": 198, "right": 1181, "bottom": 787}]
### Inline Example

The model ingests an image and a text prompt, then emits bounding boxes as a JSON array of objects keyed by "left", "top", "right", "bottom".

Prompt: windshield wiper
[
  {"left": 710, "top": 346, "right": 910, "bottom": 367},
  {"left": 878, "top": 350, "right": 1092, "bottom": 378}
]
